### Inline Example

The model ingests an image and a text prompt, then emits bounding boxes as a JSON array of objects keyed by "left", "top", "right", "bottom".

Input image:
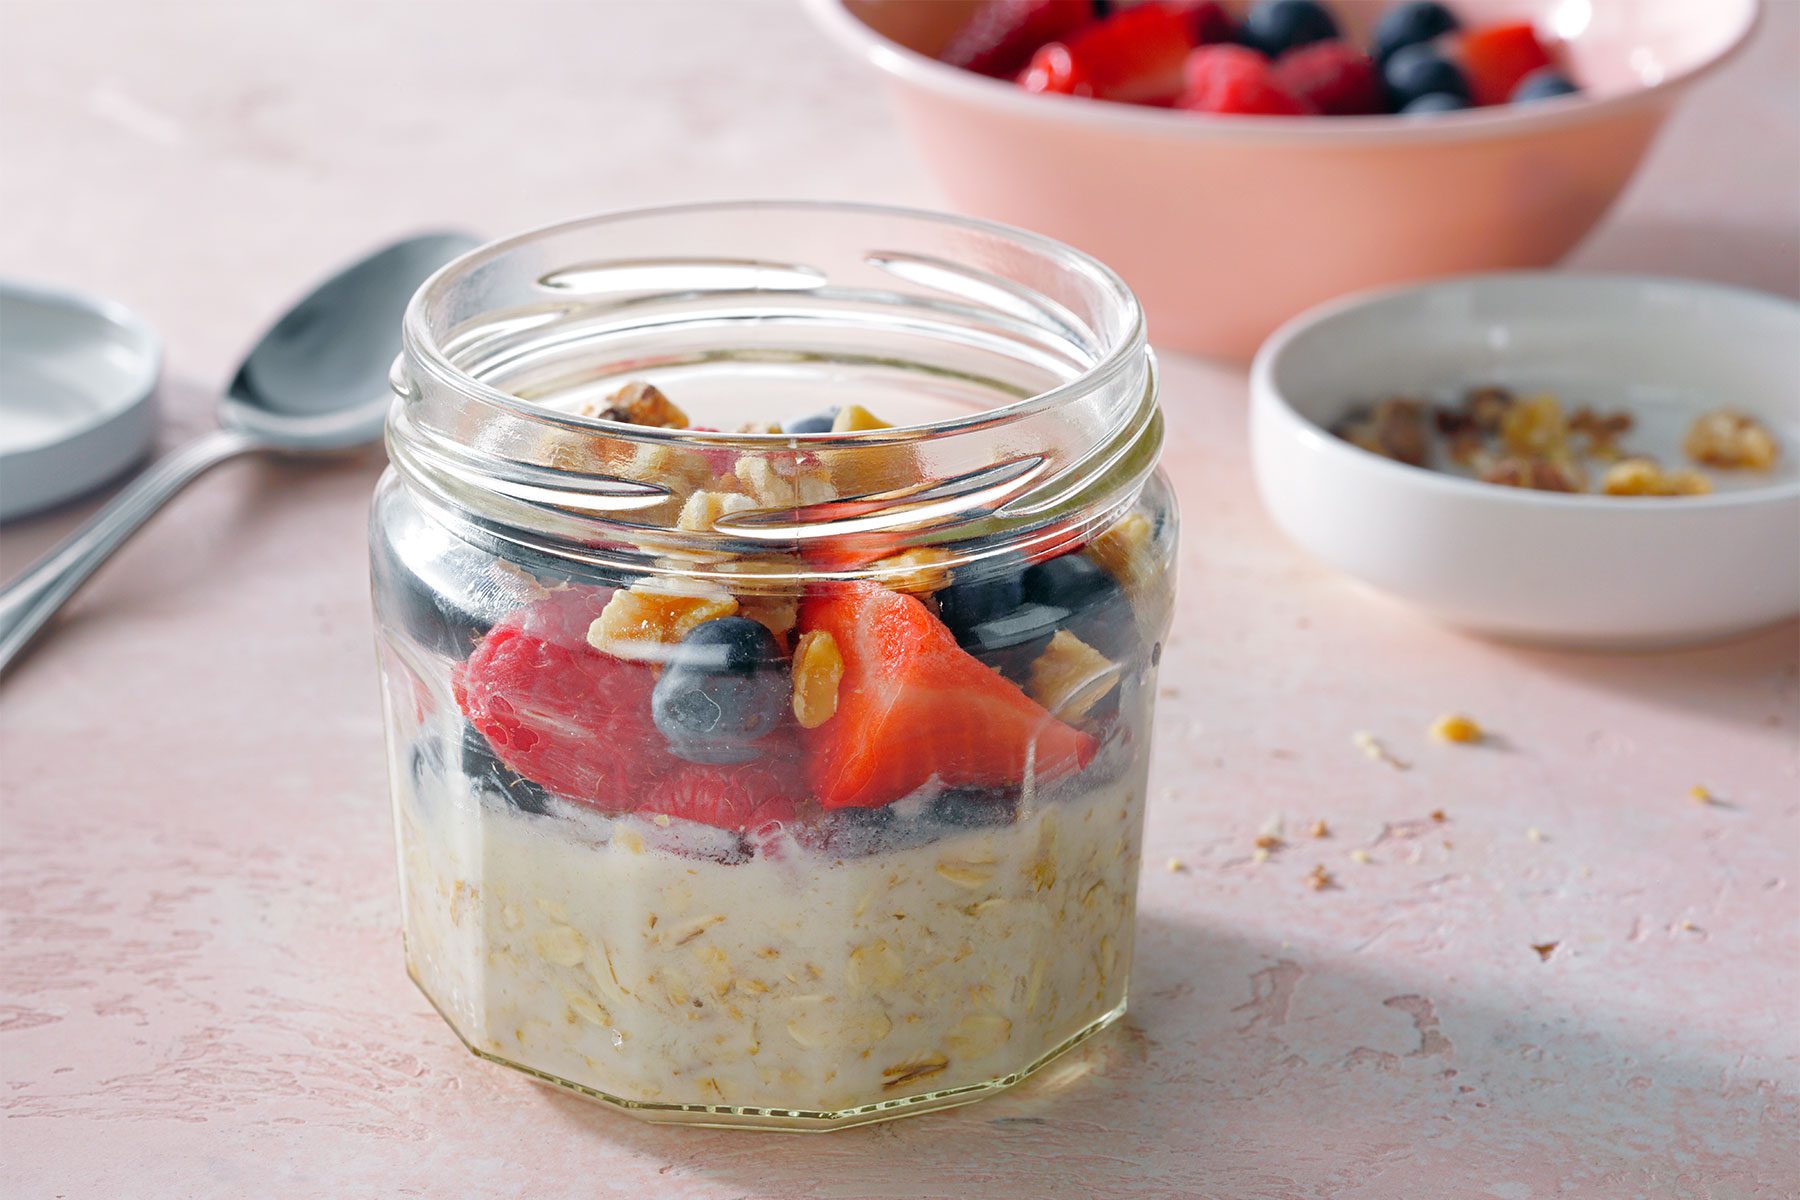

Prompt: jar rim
[{"left": 401, "top": 199, "right": 1147, "bottom": 449}]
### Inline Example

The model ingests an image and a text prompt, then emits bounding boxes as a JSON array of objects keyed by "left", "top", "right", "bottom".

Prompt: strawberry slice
[
  {"left": 941, "top": 0, "right": 1093, "bottom": 79},
  {"left": 1021, "top": 3, "right": 1194, "bottom": 104},
  {"left": 454, "top": 587, "right": 679, "bottom": 809},
  {"left": 799, "top": 582, "right": 1097, "bottom": 809},
  {"left": 1458, "top": 22, "right": 1554, "bottom": 107}
]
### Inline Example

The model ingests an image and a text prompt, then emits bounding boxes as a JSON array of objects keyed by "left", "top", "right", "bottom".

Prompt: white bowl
[{"left": 1250, "top": 273, "right": 1800, "bottom": 649}]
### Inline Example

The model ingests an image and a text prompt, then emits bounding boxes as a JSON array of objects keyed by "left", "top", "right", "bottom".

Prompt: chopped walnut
[
  {"left": 588, "top": 581, "right": 737, "bottom": 658},
  {"left": 1305, "top": 864, "right": 1334, "bottom": 891},
  {"left": 867, "top": 546, "right": 955, "bottom": 595},
  {"left": 1684, "top": 409, "right": 1779, "bottom": 470},
  {"left": 1084, "top": 511, "right": 1156, "bottom": 593},
  {"left": 790, "top": 630, "right": 844, "bottom": 730},
  {"left": 735, "top": 454, "right": 835, "bottom": 509},
  {"left": 1499, "top": 393, "right": 1571, "bottom": 458},
  {"left": 1026, "top": 630, "right": 1120, "bottom": 721},
  {"left": 1568, "top": 407, "right": 1634, "bottom": 459},
  {"left": 1463, "top": 386, "right": 1515, "bottom": 432},
  {"left": 1308, "top": 819, "right": 1330, "bottom": 839},
  {"left": 676, "top": 489, "right": 757, "bottom": 533},
  {"left": 1600, "top": 457, "right": 1712, "bottom": 497},
  {"left": 1530, "top": 941, "right": 1558, "bottom": 961},
  {"left": 1332, "top": 397, "right": 1431, "bottom": 467},
  {"left": 588, "top": 381, "right": 689, "bottom": 429},
  {"left": 1480, "top": 455, "right": 1585, "bottom": 493},
  {"left": 831, "top": 404, "right": 892, "bottom": 433},
  {"left": 739, "top": 596, "right": 798, "bottom": 640},
  {"left": 1253, "top": 833, "right": 1284, "bottom": 852}
]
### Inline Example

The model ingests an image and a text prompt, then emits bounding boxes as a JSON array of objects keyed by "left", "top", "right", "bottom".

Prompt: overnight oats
[{"left": 370, "top": 203, "right": 1177, "bottom": 1128}]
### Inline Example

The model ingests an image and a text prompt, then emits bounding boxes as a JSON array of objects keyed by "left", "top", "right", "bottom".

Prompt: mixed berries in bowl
[
  {"left": 949, "top": 0, "right": 1580, "bottom": 117},
  {"left": 810, "top": 0, "right": 1761, "bottom": 356}
]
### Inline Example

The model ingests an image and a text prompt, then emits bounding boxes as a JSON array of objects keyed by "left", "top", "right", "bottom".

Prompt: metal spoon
[{"left": 0, "top": 231, "right": 481, "bottom": 676}]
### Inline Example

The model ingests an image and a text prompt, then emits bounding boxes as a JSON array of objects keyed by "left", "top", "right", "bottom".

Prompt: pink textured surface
[{"left": 1, "top": 3, "right": 1795, "bottom": 1197}]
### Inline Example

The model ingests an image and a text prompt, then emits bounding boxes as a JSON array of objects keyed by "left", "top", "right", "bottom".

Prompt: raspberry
[
  {"left": 455, "top": 587, "right": 677, "bottom": 809},
  {"left": 1179, "top": 44, "right": 1312, "bottom": 115},
  {"left": 1273, "top": 40, "right": 1383, "bottom": 115},
  {"left": 640, "top": 760, "right": 802, "bottom": 833}
]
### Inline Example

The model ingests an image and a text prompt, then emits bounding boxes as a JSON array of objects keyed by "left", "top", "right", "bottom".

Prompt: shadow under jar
[{"left": 370, "top": 202, "right": 1177, "bottom": 1130}]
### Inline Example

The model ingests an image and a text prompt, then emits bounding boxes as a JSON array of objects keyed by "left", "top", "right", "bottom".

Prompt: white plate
[
  {"left": 1250, "top": 273, "right": 1800, "bottom": 649},
  {"left": 0, "top": 280, "right": 161, "bottom": 521}
]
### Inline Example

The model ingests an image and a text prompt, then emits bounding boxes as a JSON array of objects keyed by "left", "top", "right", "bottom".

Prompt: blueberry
[
  {"left": 937, "top": 559, "right": 1026, "bottom": 643},
  {"left": 1021, "top": 553, "right": 1132, "bottom": 657},
  {"left": 782, "top": 408, "right": 839, "bottom": 434},
  {"left": 962, "top": 602, "right": 1068, "bottom": 682},
  {"left": 1242, "top": 0, "right": 1338, "bottom": 58},
  {"left": 460, "top": 725, "right": 553, "bottom": 815},
  {"left": 651, "top": 617, "right": 789, "bottom": 763},
  {"left": 928, "top": 787, "right": 1020, "bottom": 829},
  {"left": 372, "top": 523, "right": 495, "bottom": 658},
  {"left": 1371, "top": 1, "right": 1459, "bottom": 65},
  {"left": 1401, "top": 91, "right": 1470, "bottom": 114},
  {"left": 800, "top": 805, "right": 899, "bottom": 858},
  {"left": 1383, "top": 42, "right": 1470, "bottom": 107},
  {"left": 1511, "top": 68, "right": 1579, "bottom": 103}
]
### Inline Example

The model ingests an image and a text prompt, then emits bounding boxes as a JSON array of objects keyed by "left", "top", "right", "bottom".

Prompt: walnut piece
[
  {"left": 1084, "top": 511, "right": 1155, "bottom": 593},
  {"left": 831, "top": 404, "right": 892, "bottom": 433},
  {"left": 867, "top": 546, "right": 954, "bottom": 595},
  {"left": 790, "top": 630, "right": 844, "bottom": 729},
  {"left": 1684, "top": 409, "right": 1779, "bottom": 470},
  {"left": 1600, "top": 457, "right": 1712, "bottom": 497},
  {"left": 588, "top": 581, "right": 737, "bottom": 657},
  {"left": 1332, "top": 397, "right": 1431, "bottom": 467},
  {"left": 1026, "top": 630, "right": 1120, "bottom": 721},
  {"left": 1480, "top": 455, "right": 1586, "bottom": 493},
  {"left": 589, "top": 381, "right": 689, "bottom": 429},
  {"left": 1499, "top": 393, "right": 1571, "bottom": 458},
  {"left": 1568, "top": 407, "right": 1634, "bottom": 459}
]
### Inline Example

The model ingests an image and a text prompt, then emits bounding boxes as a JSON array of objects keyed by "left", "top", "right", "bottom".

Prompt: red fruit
[
  {"left": 1273, "top": 40, "right": 1383, "bottom": 116},
  {"left": 1171, "top": 0, "right": 1235, "bottom": 45},
  {"left": 1022, "top": 3, "right": 1194, "bottom": 104},
  {"left": 1179, "top": 44, "right": 1311, "bottom": 115},
  {"left": 941, "top": 0, "right": 1093, "bottom": 79},
  {"left": 1018, "top": 41, "right": 1094, "bottom": 95},
  {"left": 639, "top": 759, "right": 802, "bottom": 832},
  {"left": 1459, "top": 22, "right": 1554, "bottom": 107},
  {"left": 799, "top": 582, "right": 1098, "bottom": 809},
  {"left": 455, "top": 587, "right": 677, "bottom": 808}
]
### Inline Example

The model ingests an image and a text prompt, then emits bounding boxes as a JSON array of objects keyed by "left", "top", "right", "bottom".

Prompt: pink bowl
[{"left": 809, "top": 0, "right": 1761, "bottom": 360}]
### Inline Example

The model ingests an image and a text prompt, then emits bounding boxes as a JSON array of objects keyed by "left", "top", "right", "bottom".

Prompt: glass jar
[{"left": 371, "top": 202, "right": 1177, "bottom": 1130}]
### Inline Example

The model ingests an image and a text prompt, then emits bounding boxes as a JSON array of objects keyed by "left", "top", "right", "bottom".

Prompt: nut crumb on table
[
  {"left": 1430, "top": 713, "right": 1484, "bottom": 744},
  {"left": 1351, "top": 730, "right": 1410, "bottom": 769}
]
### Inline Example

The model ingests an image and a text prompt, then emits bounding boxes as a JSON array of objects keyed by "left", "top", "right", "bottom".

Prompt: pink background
[{"left": 1, "top": 3, "right": 1795, "bottom": 1197}]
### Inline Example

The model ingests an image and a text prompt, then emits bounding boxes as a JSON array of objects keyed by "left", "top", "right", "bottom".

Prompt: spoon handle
[{"left": 0, "top": 429, "right": 260, "bottom": 677}]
